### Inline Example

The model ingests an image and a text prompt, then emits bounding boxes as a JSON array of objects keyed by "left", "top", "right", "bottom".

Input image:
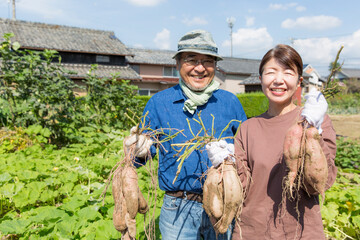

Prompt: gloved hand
[
  {"left": 301, "top": 88, "right": 328, "bottom": 134},
  {"left": 124, "top": 126, "right": 153, "bottom": 158},
  {"left": 205, "top": 139, "right": 234, "bottom": 168}
]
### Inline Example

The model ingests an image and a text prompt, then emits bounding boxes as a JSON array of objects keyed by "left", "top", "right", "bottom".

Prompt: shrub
[{"left": 237, "top": 92, "right": 269, "bottom": 118}]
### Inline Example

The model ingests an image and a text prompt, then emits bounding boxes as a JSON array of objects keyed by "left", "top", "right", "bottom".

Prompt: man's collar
[{"left": 172, "top": 84, "right": 187, "bottom": 103}]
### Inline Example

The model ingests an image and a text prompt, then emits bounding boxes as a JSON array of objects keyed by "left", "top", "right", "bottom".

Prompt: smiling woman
[{"left": 232, "top": 44, "right": 337, "bottom": 240}]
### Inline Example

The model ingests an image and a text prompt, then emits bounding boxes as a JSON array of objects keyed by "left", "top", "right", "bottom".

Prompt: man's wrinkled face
[{"left": 177, "top": 52, "right": 216, "bottom": 91}]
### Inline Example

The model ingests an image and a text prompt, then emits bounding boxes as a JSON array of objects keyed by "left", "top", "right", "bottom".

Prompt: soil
[{"left": 329, "top": 114, "right": 360, "bottom": 140}]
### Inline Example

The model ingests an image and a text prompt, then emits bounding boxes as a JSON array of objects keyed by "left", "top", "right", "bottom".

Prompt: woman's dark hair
[{"left": 259, "top": 44, "right": 303, "bottom": 77}]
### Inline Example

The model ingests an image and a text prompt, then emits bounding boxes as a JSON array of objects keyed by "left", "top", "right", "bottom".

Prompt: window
[
  {"left": 163, "top": 66, "right": 179, "bottom": 77},
  {"left": 131, "top": 65, "right": 140, "bottom": 74},
  {"left": 138, "top": 89, "right": 158, "bottom": 96},
  {"left": 96, "top": 55, "right": 110, "bottom": 63}
]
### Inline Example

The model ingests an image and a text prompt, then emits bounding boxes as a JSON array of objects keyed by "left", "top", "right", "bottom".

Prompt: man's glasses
[{"left": 183, "top": 58, "right": 216, "bottom": 68}]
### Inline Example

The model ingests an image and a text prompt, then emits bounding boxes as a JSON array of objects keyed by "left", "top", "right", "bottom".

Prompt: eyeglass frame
[{"left": 182, "top": 57, "right": 217, "bottom": 68}]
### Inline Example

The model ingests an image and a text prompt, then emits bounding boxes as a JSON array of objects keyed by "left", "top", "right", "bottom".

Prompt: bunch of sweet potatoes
[
  {"left": 283, "top": 123, "right": 328, "bottom": 198},
  {"left": 202, "top": 161, "right": 244, "bottom": 234},
  {"left": 112, "top": 166, "right": 148, "bottom": 239}
]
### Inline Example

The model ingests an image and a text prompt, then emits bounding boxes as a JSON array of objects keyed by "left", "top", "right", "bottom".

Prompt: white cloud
[
  {"left": 125, "top": 0, "right": 166, "bottom": 7},
  {"left": 293, "top": 29, "right": 360, "bottom": 74},
  {"left": 245, "top": 17, "right": 255, "bottom": 27},
  {"left": 296, "top": 6, "right": 306, "bottom": 12},
  {"left": 222, "top": 27, "right": 273, "bottom": 55},
  {"left": 269, "top": 3, "right": 305, "bottom": 11},
  {"left": 17, "top": 0, "right": 64, "bottom": 19},
  {"left": 182, "top": 17, "right": 208, "bottom": 26},
  {"left": 153, "top": 28, "right": 171, "bottom": 50},
  {"left": 282, "top": 15, "right": 342, "bottom": 30}
]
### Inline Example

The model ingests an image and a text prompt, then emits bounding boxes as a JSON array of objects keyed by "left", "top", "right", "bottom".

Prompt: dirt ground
[{"left": 329, "top": 114, "right": 360, "bottom": 139}]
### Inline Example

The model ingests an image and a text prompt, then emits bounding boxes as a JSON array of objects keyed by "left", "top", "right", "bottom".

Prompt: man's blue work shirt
[{"left": 139, "top": 84, "right": 247, "bottom": 193}]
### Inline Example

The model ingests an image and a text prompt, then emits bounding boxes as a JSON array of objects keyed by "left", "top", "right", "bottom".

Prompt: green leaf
[
  {"left": 0, "top": 172, "right": 12, "bottom": 184},
  {"left": 321, "top": 202, "right": 339, "bottom": 223},
  {"left": 76, "top": 206, "right": 102, "bottom": 222},
  {"left": 12, "top": 41, "right": 20, "bottom": 51},
  {"left": 28, "top": 206, "right": 68, "bottom": 223},
  {"left": 352, "top": 215, "right": 360, "bottom": 229},
  {"left": 17, "top": 170, "right": 39, "bottom": 181},
  {"left": 60, "top": 197, "right": 85, "bottom": 213},
  {"left": 0, "top": 219, "right": 31, "bottom": 234}
]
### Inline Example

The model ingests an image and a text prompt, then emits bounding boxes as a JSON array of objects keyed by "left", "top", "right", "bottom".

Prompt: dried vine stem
[
  {"left": 171, "top": 111, "right": 241, "bottom": 184},
  {"left": 322, "top": 45, "right": 345, "bottom": 99}
]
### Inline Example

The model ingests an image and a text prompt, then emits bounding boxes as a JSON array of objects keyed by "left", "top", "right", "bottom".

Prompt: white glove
[
  {"left": 124, "top": 126, "right": 153, "bottom": 158},
  {"left": 301, "top": 88, "right": 328, "bottom": 134},
  {"left": 205, "top": 139, "right": 235, "bottom": 168}
]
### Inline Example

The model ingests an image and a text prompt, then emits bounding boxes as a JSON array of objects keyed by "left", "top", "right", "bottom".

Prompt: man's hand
[
  {"left": 301, "top": 88, "right": 328, "bottom": 134},
  {"left": 205, "top": 139, "right": 234, "bottom": 168},
  {"left": 124, "top": 126, "right": 153, "bottom": 158}
]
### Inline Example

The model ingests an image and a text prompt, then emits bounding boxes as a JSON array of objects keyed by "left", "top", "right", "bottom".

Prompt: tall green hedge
[
  {"left": 135, "top": 91, "right": 269, "bottom": 118},
  {"left": 237, "top": 92, "right": 269, "bottom": 118}
]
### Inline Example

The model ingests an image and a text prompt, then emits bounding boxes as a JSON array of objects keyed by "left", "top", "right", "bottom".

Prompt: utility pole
[
  {"left": 12, "top": 0, "right": 16, "bottom": 20},
  {"left": 227, "top": 17, "right": 235, "bottom": 57}
]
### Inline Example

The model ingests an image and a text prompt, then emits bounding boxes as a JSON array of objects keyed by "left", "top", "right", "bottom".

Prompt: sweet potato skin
[
  {"left": 214, "top": 162, "right": 243, "bottom": 234},
  {"left": 121, "top": 167, "right": 139, "bottom": 219},
  {"left": 112, "top": 169, "right": 127, "bottom": 231},
  {"left": 203, "top": 161, "right": 244, "bottom": 234},
  {"left": 303, "top": 127, "right": 328, "bottom": 196},
  {"left": 203, "top": 167, "right": 224, "bottom": 220},
  {"left": 283, "top": 123, "right": 303, "bottom": 193},
  {"left": 112, "top": 165, "right": 149, "bottom": 239}
]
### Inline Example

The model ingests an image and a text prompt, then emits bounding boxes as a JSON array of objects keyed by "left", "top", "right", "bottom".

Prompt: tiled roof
[
  {"left": 340, "top": 68, "right": 360, "bottom": 78},
  {"left": 242, "top": 74, "right": 261, "bottom": 85},
  {"left": 61, "top": 63, "right": 141, "bottom": 80},
  {"left": 0, "top": 18, "right": 132, "bottom": 56},
  {"left": 127, "top": 48, "right": 177, "bottom": 65},
  {"left": 217, "top": 57, "right": 261, "bottom": 75}
]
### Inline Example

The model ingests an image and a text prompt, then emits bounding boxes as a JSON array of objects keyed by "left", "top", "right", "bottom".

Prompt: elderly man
[{"left": 125, "top": 30, "right": 247, "bottom": 239}]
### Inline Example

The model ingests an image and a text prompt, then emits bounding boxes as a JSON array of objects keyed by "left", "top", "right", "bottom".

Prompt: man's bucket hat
[{"left": 173, "top": 29, "right": 223, "bottom": 61}]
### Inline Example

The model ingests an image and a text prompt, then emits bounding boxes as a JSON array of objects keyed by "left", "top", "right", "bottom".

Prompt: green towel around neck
[{"left": 179, "top": 79, "right": 220, "bottom": 114}]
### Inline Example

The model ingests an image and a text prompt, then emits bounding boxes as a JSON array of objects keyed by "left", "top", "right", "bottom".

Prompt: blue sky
[{"left": 1, "top": 0, "right": 359, "bottom": 76}]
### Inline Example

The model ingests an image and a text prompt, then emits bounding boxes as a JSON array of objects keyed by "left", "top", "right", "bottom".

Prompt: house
[
  {"left": 215, "top": 57, "right": 261, "bottom": 94},
  {"left": 335, "top": 68, "right": 360, "bottom": 81},
  {"left": 0, "top": 18, "right": 140, "bottom": 95},
  {"left": 126, "top": 48, "right": 179, "bottom": 96},
  {"left": 302, "top": 64, "right": 326, "bottom": 92}
]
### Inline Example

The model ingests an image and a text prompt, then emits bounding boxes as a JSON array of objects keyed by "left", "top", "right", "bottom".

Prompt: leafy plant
[
  {"left": 75, "top": 65, "right": 141, "bottom": 130},
  {"left": 335, "top": 137, "right": 360, "bottom": 170},
  {"left": 0, "top": 33, "right": 78, "bottom": 144},
  {"left": 322, "top": 170, "right": 360, "bottom": 240}
]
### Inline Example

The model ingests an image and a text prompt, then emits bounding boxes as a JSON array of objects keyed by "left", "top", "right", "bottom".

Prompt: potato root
[
  {"left": 203, "top": 161, "right": 244, "bottom": 234},
  {"left": 112, "top": 165, "right": 149, "bottom": 239},
  {"left": 121, "top": 167, "right": 140, "bottom": 219},
  {"left": 303, "top": 127, "right": 328, "bottom": 197},
  {"left": 112, "top": 168, "right": 127, "bottom": 232},
  {"left": 283, "top": 123, "right": 303, "bottom": 195},
  {"left": 283, "top": 122, "right": 329, "bottom": 199},
  {"left": 203, "top": 167, "right": 224, "bottom": 219}
]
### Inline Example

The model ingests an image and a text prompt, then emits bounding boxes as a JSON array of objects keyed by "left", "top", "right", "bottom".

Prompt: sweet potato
[
  {"left": 112, "top": 165, "right": 149, "bottom": 237},
  {"left": 125, "top": 213, "right": 137, "bottom": 239},
  {"left": 138, "top": 188, "right": 149, "bottom": 214},
  {"left": 203, "top": 161, "right": 243, "bottom": 234},
  {"left": 214, "top": 162, "right": 243, "bottom": 234},
  {"left": 121, "top": 166, "right": 139, "bottom": 219},
  {"left": 112, "top": 168, "right": 127, "bottom": 232},
  {"left": 283, "top": 123, "right": 303, "bottom": 194},
  {"left": 203, "top": 167, "right": 224, "bottom": 220},
  {"left": 303, "top": 127, "right": 328, "bottom": 197}
]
